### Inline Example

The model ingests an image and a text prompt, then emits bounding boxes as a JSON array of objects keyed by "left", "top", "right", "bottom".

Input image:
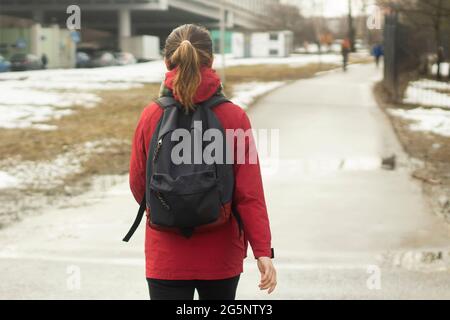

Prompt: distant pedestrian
[
  {"left": 436, "top": 46, "right": 445, "bottom": 80},
  {"left": 341, "top": 38, "right": 351, "bottom": 71},
  {"left": 41, "top": 53, "right": 48, "bottom": 69},
  {"left": 126, "top": 24, "right": 276, "bottom": 300},
  {"left": 372, "top": 43, "right": 384, "bottom": 68}
]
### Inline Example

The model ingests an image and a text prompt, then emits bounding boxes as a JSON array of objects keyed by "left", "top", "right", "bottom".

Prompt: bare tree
[{"left": 268, "top": 2, "right": 315, "bottom": 46}]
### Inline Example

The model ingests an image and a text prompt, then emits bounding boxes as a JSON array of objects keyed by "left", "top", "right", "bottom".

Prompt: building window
[
  {"left": 269, "top": 49, "right": 279, "bottom": 56},
  {"left": 269, "top": 33, "right": 278, "bottom": 41}
]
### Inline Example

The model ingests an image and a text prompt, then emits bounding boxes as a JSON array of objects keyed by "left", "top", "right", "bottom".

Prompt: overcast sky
[{"left": 281, "top": 0, "right": 375, "bottom": 17}]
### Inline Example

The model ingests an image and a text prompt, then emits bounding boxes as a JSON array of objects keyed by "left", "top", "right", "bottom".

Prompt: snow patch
[
  {"left": 0, "top": 84, "right": 100, "bottom": 130},
  {"left": 0, "top": 139, "right": 127, "bottom": 190},
  {"left": 0, "top": 62, "right": 163, "bottom": 131},
  {"left": 0, "top": 171, "right": 19, "bottom": 189},
  {"left": 388, "top": 107, "right": 450, "bottom": 137},
  {"left": 0, "top": 62, "right": 166, "bottom": 85},
  {"left": 432, "top": 63, "right": 450, "bottom": 77},
  {"left": 231, "top": 81, "right": 285, "bottom": 110},
  {"left": 403, "top": 80, "right": 450, "bottom": 109},
  {"left": 410, "top": 79, "right": 450, "bottom": 91}
]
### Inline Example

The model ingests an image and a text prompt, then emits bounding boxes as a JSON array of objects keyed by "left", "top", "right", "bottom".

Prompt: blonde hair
[{"left": 164, "top": 24, "right": 213, "bottom": 112}]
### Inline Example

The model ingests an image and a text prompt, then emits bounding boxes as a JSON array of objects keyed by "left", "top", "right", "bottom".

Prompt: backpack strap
[
  {"left": 156, "top": 96, "right": 180, "bottom": 109},
  {"left": 123, "top": 196, "right": 146, "bottom": 242},
  {"left": 157, "top": 95, "right": 229, "bottom": 110},
  {"left": 201, "top": 94, "right": 244, "bottom": 237},
  {"left": 200, "top": 95, "right": 230, "bottom": 109}
]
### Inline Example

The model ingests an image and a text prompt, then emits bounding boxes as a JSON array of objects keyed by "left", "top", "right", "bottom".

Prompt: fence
[
  {"left": 383, "top": 10, "right": 450, "bottom": 104},
  {"left": 383, "top": 12, "right": 399, "bottom": 100}
]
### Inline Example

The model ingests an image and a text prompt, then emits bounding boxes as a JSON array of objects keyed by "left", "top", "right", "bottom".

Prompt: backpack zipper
[
  {"left": 152, "top": 138, "right": 170, "bottom": 211},
  {"left": 154, "top": 191, "right": 170, "bottom": 211},
  {"left": 153, "top": 139, "right": 163, "bottom": 163}
]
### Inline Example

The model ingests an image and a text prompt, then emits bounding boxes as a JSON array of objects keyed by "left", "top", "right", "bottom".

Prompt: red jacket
[{"left": 129, "top": 67, "right": 272, "bottom": 280}]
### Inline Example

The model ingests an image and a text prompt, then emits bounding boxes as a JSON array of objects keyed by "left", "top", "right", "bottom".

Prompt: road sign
[
  {"left": 16, "top": 39, "right": 27, "bottom": 49},
  {"left": 71, "top": 31, "right": 81, "bottom": 43}
]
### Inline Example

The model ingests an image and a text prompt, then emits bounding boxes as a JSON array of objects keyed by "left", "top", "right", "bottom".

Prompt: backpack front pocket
[{"left": 149, "top": 171, "right": 222, "bottom": 228}]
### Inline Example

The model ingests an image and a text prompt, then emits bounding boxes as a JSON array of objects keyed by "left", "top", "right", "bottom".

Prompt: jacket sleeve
[
  {"left": 233, "top": 111, "right": 273, "bottom": 259},
  {"left": 129, "top": 110, "right": 148, "bottom": 204}
]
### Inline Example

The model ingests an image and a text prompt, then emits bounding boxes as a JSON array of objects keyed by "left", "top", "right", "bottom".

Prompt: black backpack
[{"left": 123, "top": 94, "right": 243, "bottom": 241}]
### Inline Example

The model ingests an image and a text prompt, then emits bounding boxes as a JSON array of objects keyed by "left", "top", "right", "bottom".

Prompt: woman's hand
[{"left": 257, "top": 257, "right": 277, "bottom": 294}]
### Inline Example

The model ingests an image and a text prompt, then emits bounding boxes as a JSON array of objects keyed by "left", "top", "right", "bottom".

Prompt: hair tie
[{"left": 181, "top": 40, "right": 191, "bottom": 45}]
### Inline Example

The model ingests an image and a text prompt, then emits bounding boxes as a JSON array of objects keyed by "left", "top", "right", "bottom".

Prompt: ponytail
[
  {"left": 171, "top": 40, "right": 201, "bottom": 111},
  {"left": 164, "top": 24, "right": 214, "bottom": 113}
]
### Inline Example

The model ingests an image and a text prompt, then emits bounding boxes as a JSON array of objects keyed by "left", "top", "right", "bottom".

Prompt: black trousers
[{"left": 147, "top": 275, "right": 240, "bottom": 300}]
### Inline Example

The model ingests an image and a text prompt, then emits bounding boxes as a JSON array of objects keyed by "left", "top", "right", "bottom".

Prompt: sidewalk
[{"left": 0, "top": 64, "right": 449, "bottom": 299}]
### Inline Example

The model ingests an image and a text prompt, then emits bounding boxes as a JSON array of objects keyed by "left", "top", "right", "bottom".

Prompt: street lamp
[{"left": 348, "top": 0, "right": 356, "bottom": 52}]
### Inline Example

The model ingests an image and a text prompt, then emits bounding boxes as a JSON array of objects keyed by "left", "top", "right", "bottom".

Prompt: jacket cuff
[{"left": 254, "top": 248, "right": 275, "bottom": 259}]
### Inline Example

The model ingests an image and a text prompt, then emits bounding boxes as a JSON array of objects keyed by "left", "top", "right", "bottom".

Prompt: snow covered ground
[
  {"left": 403, "top": 79, "right": 450, "bottom": 109},
  {"left": 0, "top": 171, "right": 18, "bottom": 189},
  {"left": 0, "top": 139, "right": 126, "bottom": 190},
  {"left": 231, "top": 81, "right": 286, "bottom": 110},
  {"left": 432, "top": 62, "right": 450, "bottom": 78},
  {"left": 0, "top": 54, "right": 340, "bottom": 131},
  {"left": 0, "top": 64, "right": 153, "bottom": 130},
  {"left": 389, "top": 79, "right": 450, "bottom": 137},
  {"left": 388, "top": 107, "right": 450, "bottom": 137},
  {"left": 0, "top": 88, "right": 100, "bottom": 130}
]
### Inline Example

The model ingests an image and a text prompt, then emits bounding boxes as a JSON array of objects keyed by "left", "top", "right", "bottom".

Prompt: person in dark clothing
[
  {"left": 437, "top": 46, "right": 445, "bottom": 80},
  {"left": 147, "top": 276, "right": 241, "bottom": 300},
  {"left": 341, "top": 38, "right": 351, "bottom": 71},
  {"left": 372, "top": 43, "right": 384, "bottom": 68},
  {"left": 41, "top": 53, "right": 48, "bottom": 69}
]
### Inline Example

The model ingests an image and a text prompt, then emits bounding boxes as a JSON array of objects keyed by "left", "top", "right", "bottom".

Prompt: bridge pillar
[{"left": 118, "top": 8, "right": 131, "bottom": 51}]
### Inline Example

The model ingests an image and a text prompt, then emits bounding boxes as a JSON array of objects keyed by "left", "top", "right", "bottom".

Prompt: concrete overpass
[{"left": 0, "top": 0, "right": 279, "bottom": 47}]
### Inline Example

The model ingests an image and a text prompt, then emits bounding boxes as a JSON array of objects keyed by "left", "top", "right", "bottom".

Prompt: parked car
[
  {"left": 0, "top": 55, "right": 11, "bottom": 72},
  {"left": 76, "top": 51, "right": 91, "bottom": 68},
  {"left": 10, "top": 53, "right": 43, "bottom": 71},
  {"left": 113, "top": 52, "right": 137, "bottom": 65},
  {"left": 89, "top": 51, "right": 116, "bottom": 68}
]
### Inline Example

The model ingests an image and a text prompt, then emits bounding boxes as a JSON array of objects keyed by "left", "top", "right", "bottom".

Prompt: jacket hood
[{"left": 164, "top": 66, "right": 222, "bottom": 104}]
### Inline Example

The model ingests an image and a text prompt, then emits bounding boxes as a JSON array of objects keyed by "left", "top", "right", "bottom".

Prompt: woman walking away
[{"left": 127, "top": 24, "right": 276, "bottom": 300}]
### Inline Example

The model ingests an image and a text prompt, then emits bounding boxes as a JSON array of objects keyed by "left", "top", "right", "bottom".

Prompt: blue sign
[
  {"left": 16, "top": 38, "right": 27, "bottom": 49},
  {"left": 70, "top": 31, "right": 81, "bottom": 43}
]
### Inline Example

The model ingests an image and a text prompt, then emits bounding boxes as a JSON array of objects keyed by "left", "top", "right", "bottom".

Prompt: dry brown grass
[{"left": 226, "top": 63, "right": 338, "bottom": 83}]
